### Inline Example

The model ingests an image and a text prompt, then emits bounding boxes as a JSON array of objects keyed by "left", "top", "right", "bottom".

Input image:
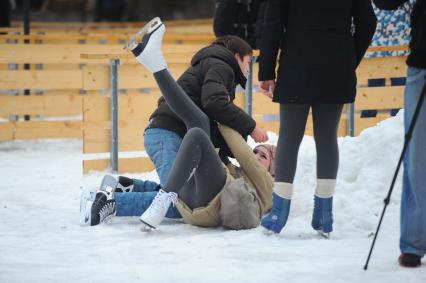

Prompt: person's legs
[
  {"left": 129, "top": 20, "right": 226, "bottom": 228},
  {"left": 144, "top": 128, "right": 182, "bottom": 185},
  {"left": 153, "top": 70, "right": 210, "bottom": 135},
  {"left": 140, "top": 128, "right": 227, "bottom": 228},
  {"left": 400, "top": 67, "right": 426, "bottom": 266},
  {"left": 132, "top": 179, "right": 161, "bottom": 192},
  {"left": 115, "top": 191, "right": 181, "bottom": 218},
  {"left": 275, "top": 104, "right": 311, "bottom": 183},
  {"left": 129, "top": 17, "right": 210, "bottom": 136},
  {"left": 162, "top": 127, "right": 227, "bottom": 209},
  {"left": 116, "top": 175, "right": 160, "bottom": 192},
  {"left": 310, "top": 104, "right": 343, "bottom": 235},
  {"left": 261, "top": 103, "right": 310, "bottom": 234}
]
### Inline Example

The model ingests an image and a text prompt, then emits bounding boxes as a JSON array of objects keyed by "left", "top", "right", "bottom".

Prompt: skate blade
[
  {"left": 139, "top": 218, "right": 157, "bottom": 230},
  {"left": 262, "top": 227, "right": 277, "bottom": 236},
  {"left": 123, "top": 17, "right": 163, "bottom": 50},
  {"left": 316, "top": 230, "right": 330, "bottom": 239},
  {"left": 80, "top": 191, "right": 96, "bottom": 226},
  {"left": 140, "top": 224, "right": 154, "bottom": 232}
]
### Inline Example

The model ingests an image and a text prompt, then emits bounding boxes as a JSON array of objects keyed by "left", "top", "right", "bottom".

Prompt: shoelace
[
  {"left": 148, "top": 190, "right": 178, "bottom": 214},
  {"left": 99, "top": 201, "right": 116, "bottom": 222}
]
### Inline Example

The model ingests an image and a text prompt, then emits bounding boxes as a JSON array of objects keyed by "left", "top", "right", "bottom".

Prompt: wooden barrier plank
[
  {"left": 252, "top": 92, "right": 279, "bottom": 114},
  {"left": 13, "top": 121, "right": 82, "bottom": 139},
  {"left": 357, "top": 56, "right": 407, "bottom": 84},
  {"left": 83, "top": 127, "right": 145, "bottom": 153},
  {"left": 83, "top": 157, "right": 155, "bottom": 174},
  {"left": 0, "top": 94, "right": 82, "bottom": 116},
  {"left": 253, "top": 116, "right": 347, "bottom": 137},
  {"left": 355, "top": 86, "right": 404, "bottom": 110},
  {"left": 0, "top": 70, "right": 83, "bottom": 90},
  {"left": 83, "top": 95, "right": 159, "bottom": 122},
  {"left": 0, "top": 34, "right": 214, "bottom": 44},
  {"left": 355, "top": 115, "right": 392, "bottom": 136},
  {"left": 0, "top": 122, "right": 14, "bottom": 141},
  {"left": 9, "top": 18, "right": 212, "bottom": 29},
  {"left": 82, "top": 64, "right": 188, "bottom": 90},
  {"left": 0, "top": 44, "right": 203, "bottom": 65}
]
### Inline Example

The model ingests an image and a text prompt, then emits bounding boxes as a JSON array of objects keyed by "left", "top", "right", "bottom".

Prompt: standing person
[
  {"left": 258, "top": 0, "right": 377, "bottom": 235},
  {"left": 81, "top": 18, "right": 274, "bottom": 230},
  {"left": 213, "top": 0, "right": 268, "bottom": 49},
  {"left": 140, "top": 34, "right": 267, "bottom": 186},
  {"left": 0, "top": 0, "right": 15, "bottom": 27},
  {"left": 374, "top": 0, "right": 426, "bottom": 268}
]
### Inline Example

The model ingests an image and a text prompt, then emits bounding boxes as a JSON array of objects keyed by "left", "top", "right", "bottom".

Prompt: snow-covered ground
[{"left": 0, "top": 112, "right": 425, "bottom": 283}]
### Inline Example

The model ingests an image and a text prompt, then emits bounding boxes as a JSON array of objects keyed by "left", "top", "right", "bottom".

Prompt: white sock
[
  {"left": 274, "top": 182, "right": 293, "bottom": 200},
  {"left": 315, "top": 179, "right": 336, "bottom": 198}
]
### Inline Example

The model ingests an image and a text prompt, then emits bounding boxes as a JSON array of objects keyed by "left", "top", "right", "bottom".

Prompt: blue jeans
[
  {"left": 133, "top": 179, "right": 160, "bottom": 192},
  {"left": 144, "top": 128, "right": 182, "bottom": 185},
  {"left": 400, "top": 67, "right": 426, "bottom": 258},
  {"left": 115, "top": 192, "right": 182, "bottom": 218}
]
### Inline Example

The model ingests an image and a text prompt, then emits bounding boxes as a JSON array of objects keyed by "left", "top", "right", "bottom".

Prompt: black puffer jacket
[
  {"left": 374, "top": 0, "right": 426, "bottom": 68},
  {"left": 258, "top": 0, "right": 377, "bottom": 104},
  {"left": 146, "top": 43, "right": 256, "bottom": 156}
]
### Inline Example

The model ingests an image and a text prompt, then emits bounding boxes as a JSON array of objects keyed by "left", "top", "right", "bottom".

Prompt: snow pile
[{"left": 0, "top": 111, "right": 425, "bottom": 283}]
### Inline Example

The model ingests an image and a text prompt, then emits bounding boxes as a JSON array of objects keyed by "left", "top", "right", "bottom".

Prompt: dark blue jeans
[
  {"left": 115, "top": 191, "right": 181, "bottom": 218},
  {"left": 400, "top": 67, "right": 426, "bottom": 257},
  {"left": 143, "top": 128, "right": 182, "bottom": 185}
]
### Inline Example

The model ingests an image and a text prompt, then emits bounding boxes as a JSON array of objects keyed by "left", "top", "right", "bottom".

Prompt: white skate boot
[
  {"left": 123, "top": 17, "right": 167, "bottom": 73},
  {"left": 140, "top": 189, "right": 177, "bottom": 229}
]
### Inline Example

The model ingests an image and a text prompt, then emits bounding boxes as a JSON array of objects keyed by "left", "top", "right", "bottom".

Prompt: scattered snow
[{"left": 0, "top": 111, "right": 425, "bottom": 283}]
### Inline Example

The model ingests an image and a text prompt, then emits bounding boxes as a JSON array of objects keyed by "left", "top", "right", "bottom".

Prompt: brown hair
[{"left": 212, "top": 35, "right": 253, "bottom": 60}]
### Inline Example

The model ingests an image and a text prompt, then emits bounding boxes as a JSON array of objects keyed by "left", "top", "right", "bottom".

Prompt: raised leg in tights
[{"left": 152, "top": 70, "right": 226, "bottom": 209}]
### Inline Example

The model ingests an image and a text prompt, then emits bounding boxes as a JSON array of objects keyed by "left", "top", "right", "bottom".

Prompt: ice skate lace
[
  {"left": 149, "top": 190, "right": 178, "bottom": 213},
  {"left": 99, "top": 201, "right": 116, "bottom": 222}
]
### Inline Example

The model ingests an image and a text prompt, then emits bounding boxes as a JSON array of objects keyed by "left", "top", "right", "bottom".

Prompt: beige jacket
[{"left": 176, "top": 124, "right": 273, "bottom": 227}]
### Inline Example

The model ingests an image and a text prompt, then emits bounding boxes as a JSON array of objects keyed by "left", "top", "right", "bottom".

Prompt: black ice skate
[{"left": 80, "top": 190, "right": 116, "bottom": 226}]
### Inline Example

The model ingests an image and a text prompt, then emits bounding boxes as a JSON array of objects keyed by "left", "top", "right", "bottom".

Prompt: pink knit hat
[{"left": 254, "top": 144, "right": 276, "bottom": 176}]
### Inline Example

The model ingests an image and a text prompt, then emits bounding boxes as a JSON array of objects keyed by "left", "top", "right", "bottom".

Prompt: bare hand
[
  {"left": 259, "top": 80, "right": 275, "bottom": 99},
  {"left": 250, "top": 126, "right": 268, "bottom": 143}
]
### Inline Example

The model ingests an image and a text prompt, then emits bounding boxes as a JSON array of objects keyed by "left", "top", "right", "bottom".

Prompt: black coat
[
  {"left": 258, "top": 0, "right": 377, "bottom": 104},
  {"left": 147, "top": 44, "right": 256, "bottom": 157},
  {"left": 374, "top": 0, "right": 426, "bottom": 68},
  {"left": 213, "top": 0, "right": 268, "bottom": 49}
]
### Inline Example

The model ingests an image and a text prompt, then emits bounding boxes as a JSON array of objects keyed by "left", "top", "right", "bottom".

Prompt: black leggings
[
  {"left": 275, "top": 104, "right": 344, "bottom": 183},
  {"left": 153, "top": 70, "right": 226, "bottom": 209}
]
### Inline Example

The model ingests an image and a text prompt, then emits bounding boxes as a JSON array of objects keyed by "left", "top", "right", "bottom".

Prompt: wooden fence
[
  {"left": 0, "top": 43, "right": 203, "bottom": 141},
  {"left": 0, "top": 27, "right": 408, "bottom": 173},
  {"left": 80, "top": 50, "right": 408, "bottom": 173}
]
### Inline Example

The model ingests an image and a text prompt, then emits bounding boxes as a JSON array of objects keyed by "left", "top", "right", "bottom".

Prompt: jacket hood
[{"left": 191, "top": 44, "right": 247, "bottom": 88}]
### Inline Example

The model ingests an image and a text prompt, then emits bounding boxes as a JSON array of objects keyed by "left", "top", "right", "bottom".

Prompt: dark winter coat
[
  {"left": 146, "top": 43, "right": 256, "bottom": 157},
  {"left": 213, "top": 0, "right": 268, "bottom": 49},
  {"left": 258, "top": 0, "right": 377, "bottom": 104},
  {"left": 374, "top": 0, "right": 426, "bottom": 68}
]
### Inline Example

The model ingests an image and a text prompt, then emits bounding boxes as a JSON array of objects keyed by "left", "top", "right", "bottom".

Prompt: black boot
[
  {"left": 398, "top": 253, "right": 421, "bottom": 267},
  {"left": 90, "top": 191, "right": 116, "bottom": 226}
]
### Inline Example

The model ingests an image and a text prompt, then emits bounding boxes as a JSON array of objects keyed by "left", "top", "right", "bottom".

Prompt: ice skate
[
  {"left": 123, "top": 17, "right": 167, "bottom": 73},
  {"left": 311, "top": 196, "right": 333, "bottom": 236},
  {"left": 261, "top": 182, "right": 293, "bottom": 234},
  {"left": 99, "top": 174, "right": 118, "bottom": 193},
  {"left": 261, "top": 192, "right": 291, "bottom": 234},
  {"left": 91, "top": 190, "right": 116, "bottom": 226},
  {"left": 99, "top": 174, "right": 134, "bottom": 193},
  {"left": 139, "top": 189, "right": 177, "bottom": 229}
]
